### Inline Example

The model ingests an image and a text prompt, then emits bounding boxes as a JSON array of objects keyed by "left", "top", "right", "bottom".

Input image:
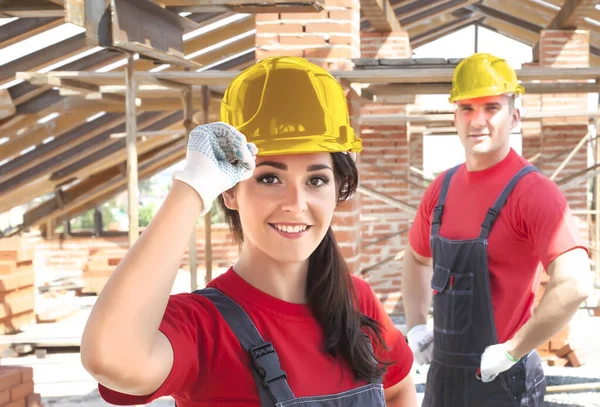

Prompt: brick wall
[
  {"left": 255, "top": 0, "right": 360, "bottom": 71},
  {"left": 360, "top": 31, "right": 411, "bottom": 59},
  {"left": 539, "top": 30, "right": 590, "bottom": 242},
  {"left": 254, "top": 0, "right": 364, "bottom": 272}
]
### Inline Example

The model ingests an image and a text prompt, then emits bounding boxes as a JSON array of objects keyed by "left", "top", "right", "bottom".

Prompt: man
[{"left": 402, "top": 53, "right": 591, "bottom": 406}]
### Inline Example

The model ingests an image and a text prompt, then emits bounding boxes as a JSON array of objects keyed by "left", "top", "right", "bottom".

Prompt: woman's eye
[
  {"left": 308, "top": 176, "right": 330, "bottom": 187},
  {"left": 256, "top": 174, "right": 279, "bottom": 184}
]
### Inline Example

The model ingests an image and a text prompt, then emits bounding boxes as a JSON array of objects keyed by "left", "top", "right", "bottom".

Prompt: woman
[{"left": 80, "top": 57, "right": 417, "bottom": 406}]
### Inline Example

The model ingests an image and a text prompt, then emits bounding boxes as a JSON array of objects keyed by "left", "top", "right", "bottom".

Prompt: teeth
[{"left": 275, "top": 224, "right": 307, "bottom": 233}]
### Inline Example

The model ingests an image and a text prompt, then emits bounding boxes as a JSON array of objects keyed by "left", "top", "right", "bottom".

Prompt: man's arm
[
  {"left": 505, "top": 248, "right": 591, "bottom": 359},
  {"left": 402, "top": 244, "right": 433, "bottom": 330}
]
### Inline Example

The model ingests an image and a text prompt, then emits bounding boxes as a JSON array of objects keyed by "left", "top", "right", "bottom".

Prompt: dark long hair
[{"left": 217, "top": 153, "right": 390, "bottom": 382}]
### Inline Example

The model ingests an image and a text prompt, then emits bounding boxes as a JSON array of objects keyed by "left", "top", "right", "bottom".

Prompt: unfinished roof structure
[{"left": 1, "top": 0, "right": 599, "bottom": 309}]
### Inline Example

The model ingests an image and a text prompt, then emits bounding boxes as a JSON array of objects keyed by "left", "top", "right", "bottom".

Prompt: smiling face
[
  {"left": 222, "top": 153, "right": 339, "bottom": 265},
  {"left": 454, "top": 94, "right": 520, "bottom": 167}
]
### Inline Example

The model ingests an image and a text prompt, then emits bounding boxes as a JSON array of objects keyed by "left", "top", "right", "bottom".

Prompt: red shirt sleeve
[
  {"left": 98, "top": 294, "right": 205, "bottom": 405},
  {"left": 408, "top": 174, "right": 444, "bottom": 258},
  {"left": 353, "top": 277, "right": 413, "bottom": 389},
  {"left": 517, "top": 175, "right": 589, "bottom": 269}
]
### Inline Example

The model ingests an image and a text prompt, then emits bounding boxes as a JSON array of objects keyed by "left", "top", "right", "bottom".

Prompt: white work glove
[
  {"left": 406, "top": 324, "right": 434, "bottom": 366},
  {"left": 479, "top": 343, "right": 519, "bottom": 383},
  {"left": 173, "top": 122, "right": 258, "bottom": 216}
]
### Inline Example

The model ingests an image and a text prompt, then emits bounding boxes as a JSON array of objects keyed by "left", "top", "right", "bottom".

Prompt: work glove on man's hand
[
  {"left": 406, "top": 324, "right": 434, "bottom": 366},
  {"left": 173, "top": 122, "right": 258, "bottom": 215},
  {"left": 479, "top": 343, "right": 519, "bottom": 383}
]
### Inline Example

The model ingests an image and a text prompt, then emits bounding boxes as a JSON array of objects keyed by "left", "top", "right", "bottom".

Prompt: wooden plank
[
  {"left": 544, "top": 0, "right": 581, "bottom": 29},
  {"left": 0, "top": 90, "right": 16, "bottom": 121},
  {"left": 402, "top": 0, "right": 480, "bottom": 30},
  {"left": 481, "top": 19, "right": 539, "bottom": 46},
  {"left": 23, "top": 138, "right": 186, "bottom": 229},
  {"left": 0, "top": 113, "right": 124, "bottom": 181},
  {"left": 0, "top": 112, "right": 176, "bottom": 215},
  {"left": 2, "top": 34, "right": 90, "bottom": 85},
  {"left": 411, "top": 15, "right": 484, "bottom": 48},
  {"left": 361, "top": 0, "right": 402, "bottom": 32},
  {"left": 157, "top": 0, "right": 323, "bottom": 13},
  {"left": 0, "top": 17, "right": 63, "bottom": 49},
  {"left": 482, "top": 0, "right": 552, "bottom": 28},
  {"left": 125, "top": 53, "right": 139, "bottom": 246},
  {"left": 0, "top": 111, "right": 168, "bottom": 205},
  {"left": 110, "top": 0, "right": 202, "bottom": 69},
  {"left": 0, "top": 0, "right": 64, "bottom": 17}
]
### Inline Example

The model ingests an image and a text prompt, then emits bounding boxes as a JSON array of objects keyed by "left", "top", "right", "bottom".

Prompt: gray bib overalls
[{"left": 423, "top": 164, "right": 546, "bottom": 407}]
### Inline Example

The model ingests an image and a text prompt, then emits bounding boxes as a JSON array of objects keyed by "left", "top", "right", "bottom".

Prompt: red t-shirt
[
  {"left": 408, "top": 148, "right": 587, "bottom": 343},
  {"left": 99, "top": 268, "right": 413, "bottom": 406}
]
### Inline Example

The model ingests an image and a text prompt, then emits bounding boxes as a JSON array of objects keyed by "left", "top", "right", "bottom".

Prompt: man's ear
[
  {"left": 221, "top": 188, "right": 238, "bottom": 210},
  {"left": 511, "top": 107, "right": 521, "bottom": 130}
]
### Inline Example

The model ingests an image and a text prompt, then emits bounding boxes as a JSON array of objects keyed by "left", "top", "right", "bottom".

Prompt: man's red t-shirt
[
  {"left": 408, "top": 148, "right": 587, "bottom": 343},
  {"left": 99, "top": 268, "right": 413, "bottom": 406}
]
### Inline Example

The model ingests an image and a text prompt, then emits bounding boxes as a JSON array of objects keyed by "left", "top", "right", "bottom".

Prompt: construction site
[{"left": 1, "top": 0, "right": 600, "bottom": 406}]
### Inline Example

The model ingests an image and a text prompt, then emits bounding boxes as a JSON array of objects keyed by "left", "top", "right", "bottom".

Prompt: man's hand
[
  {"left": 479, "top": 343, "right": 518, "bottom": 383},
  {"left": 406, "top": 324, "right": 434, "bottom": 366}
]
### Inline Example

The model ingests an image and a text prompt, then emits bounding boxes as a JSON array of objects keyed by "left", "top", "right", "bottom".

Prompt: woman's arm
[
  {"left": 384, "top": 374, "right": 418, "bottom": 407},
  {"left": 80, "top": 181, "right": 203, "bottom": 394}
]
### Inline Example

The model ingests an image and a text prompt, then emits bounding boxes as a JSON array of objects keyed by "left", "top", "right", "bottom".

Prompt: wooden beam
[
  {"left": 481, "top": 20, "right": 538, "bottom": 46},
  {"left": 360, "top": 0, "right": 403, "bottom": 32},
  {"left": 469, "top": 4, "right": 543, "bottom": 34},
  {"left": 544, "top": 0, "right": 581, "bottom": 29},
  {"left": 22, "top": 138, "right": 186, "bottom": 229},
  {"left": 401, "top": 0, "right": 480, "bottom": 30},
  {"left": 157, "top": 0, "right": 324, "bottom": 13},
  {"left": 482, "top": 0, "right": 552, "bottom": 28},
  {"left": 0, "top": 90, "right": 16, "bottom": 121},
  {"left": 411, "top": 15, "right": 484, "bottom": 48},
  {"left": 0, "top": 111, "right": 175, "bottom": 214},
  {"left": 0, "top": 0, "right": 64, "bottom": 17},
  {"left": 1, "top": 34, "right": 89, "bottom": 86},
  {"left": 0, "top": 113, "right": 123, "bottom": 179},
  {"left": 125, "top": 52, "right": 139, "bottom": 246},
  {"left": 110, "top": 0, "right": 202, "bottom": 69},
  {"left": 0, "top": 17, "right": 63, "bottom": 49}
]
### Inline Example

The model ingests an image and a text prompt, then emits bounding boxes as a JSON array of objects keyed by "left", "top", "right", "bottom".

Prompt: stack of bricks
[
  {"left": 0, "top": 237, "right": 36, "bottom": 334},
  {"left": 0, "top": 365, "right": 42, "bottom": 407},
  {"left": 534, "top": 271, "right": 584, "bottom": 367},
  {"left": 81, "top": 246, "right": 128, "bottom": 295}
]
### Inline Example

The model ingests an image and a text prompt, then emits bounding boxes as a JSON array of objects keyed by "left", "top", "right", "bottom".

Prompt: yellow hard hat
[
  {"left": 221, "top": 56, "right": 361, "bottom": 156},
  {"left": 449, "top": 53, "right": 525, "bottom": 103}
]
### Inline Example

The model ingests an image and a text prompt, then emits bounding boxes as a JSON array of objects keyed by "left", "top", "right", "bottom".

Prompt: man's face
[{"left": 453, "top": 95, "right": 519, "bottom": 158}]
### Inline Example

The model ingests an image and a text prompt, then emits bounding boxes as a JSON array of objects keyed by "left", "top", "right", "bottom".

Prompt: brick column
[
  {"left": 538, "top": 30, "right": 590, "bottom": 242},
  {"left": 254, "top": 0, "right": 363, "bottom": 273},
  {"left": 358, "top": 30, "right": 412, "bottom": 315}
]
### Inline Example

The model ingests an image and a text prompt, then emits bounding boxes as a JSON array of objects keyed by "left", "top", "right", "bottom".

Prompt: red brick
[
  {"left": 10, "top": 381, "right": 34, "bottom": 402},
  {"left": 304, "top": 46, "right": 353, "bottom": 59},
  {"left": 255, "top": 49, "right": 304, "bottom": 59},
  {"left": 280, "top": 11, "right": 327, "bottom": 20},
  {"left": 26, "top": 393, "right": 42, "bottom": 407},
  {"left": 278, "top": 35, "right": 326, "bottom": 46},
  {"left": 305, "top": 22, "right": 353, "bottom": 33},
  {"left": 0, "top": 368, "right": 22, "bottom": 392},
  {"left": 256, "top": 23, "right": 303, "bottom": 34},
  {"left": 0, "top": 389, "right": 10, "bottom": 405}
]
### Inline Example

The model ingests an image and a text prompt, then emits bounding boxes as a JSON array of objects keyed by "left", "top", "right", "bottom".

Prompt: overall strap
[
  {"left": 193, "top": 288, "right": 294, "bottom": 406},
  {"left": 431, "top": 164, "right": 461, "bottom": 236},
  {"left": 479, "top": 165, "right": 539, "bottom": 240}
]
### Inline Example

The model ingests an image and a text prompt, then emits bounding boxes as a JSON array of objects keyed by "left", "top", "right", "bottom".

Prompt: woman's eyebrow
[
  {"left": 307, "top": 164, "right": 333, "bottom": 172},
  {"left": 256, "top": 161, "right": 287, "bottom": 170}
]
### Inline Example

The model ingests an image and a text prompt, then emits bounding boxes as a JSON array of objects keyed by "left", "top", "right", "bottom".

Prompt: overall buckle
[
  {"left": 249, "top": 342, "right": 287, "bottom": 388},
  {"left": 432, "top": 205, "right": 444, "bottom": 225},
  {"left": 481, "top": 208, "right": 499, "bottom": 229}
]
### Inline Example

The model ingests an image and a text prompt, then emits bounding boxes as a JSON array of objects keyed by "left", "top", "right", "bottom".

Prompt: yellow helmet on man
[
  {"left": 449, "top": 53, "right": 525, "bottom": 103},
  {"left": 221, "top": 56, "right": 362, "bottom": 156}
]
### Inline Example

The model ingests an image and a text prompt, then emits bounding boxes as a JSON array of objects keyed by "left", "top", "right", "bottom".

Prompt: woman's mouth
[{"left": 269, "top": 223, "right": 311, "bottom": 239}]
